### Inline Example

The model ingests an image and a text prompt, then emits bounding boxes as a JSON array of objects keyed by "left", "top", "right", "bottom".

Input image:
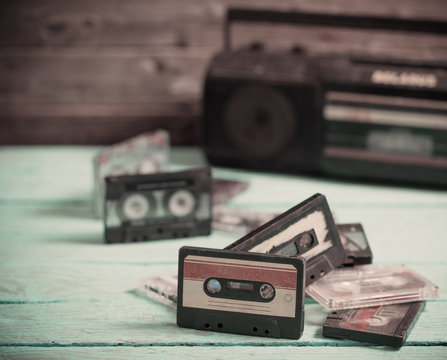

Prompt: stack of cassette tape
[
  {"left": 140, "top": 193, "right": 439, "bottom": 346},
  {"left": 94, "top": 130, "right": 214, "bottom": 244}
]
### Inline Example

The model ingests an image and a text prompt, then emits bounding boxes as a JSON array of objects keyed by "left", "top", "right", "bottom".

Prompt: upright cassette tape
[
  {"left": 337, "top": 223, "right": 373, "bottom": 267},
  {"left": 104, "top": 168, "right": 212, "bottom": 243},
  {"left": 225, "top": 194, "right": 345, "bottom": 285},
  {"left": 323, "top": 301, "right": 425, "bottom": 347},
  {"left": 177, "top": 246, "right": 306, "bottom": 339}
]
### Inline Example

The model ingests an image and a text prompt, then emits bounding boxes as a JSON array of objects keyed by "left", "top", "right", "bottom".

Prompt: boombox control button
[{"left": 284, "top": 294, "right": 293, "bottom": 302}]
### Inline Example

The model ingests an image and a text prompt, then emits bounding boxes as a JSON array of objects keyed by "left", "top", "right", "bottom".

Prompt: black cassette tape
[
  {"left": 323, "top": 301, "right": 425, "bottom": 347},
  {"left": 225, "top": 194, "right": 345, "bottom": 285},
  {"left": 177, "top": 246, "right": 306, "bottom": 339},
  {"left": 337, "top": 223, "right": 373, "bottom": 267},
  {"left": 104, "top": 168, "right": 212, "bottom": 243}
]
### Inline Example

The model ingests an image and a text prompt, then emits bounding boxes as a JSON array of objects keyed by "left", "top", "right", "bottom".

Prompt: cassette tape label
[
  {"left": 248, "top": 210, "right": 331, "bottom": 260},
  {"left": 182, "top": 255, "right": 297, "bottom": 317}
]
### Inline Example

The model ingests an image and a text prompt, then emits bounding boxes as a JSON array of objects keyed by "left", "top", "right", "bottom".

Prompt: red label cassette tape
[{"left": 177, "top": 246, "right": 306, "bottom": 339}]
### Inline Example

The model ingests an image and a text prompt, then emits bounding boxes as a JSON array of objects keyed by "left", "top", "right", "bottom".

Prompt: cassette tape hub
[
  {"left": 225, "top": 194, "right": 345, "bottom": 285},
  {"left": 177, "top": 246, "right": 306, "bottom": 339},
  {"left": 104, "top": 168, "right": 212, "bottom": 243}
]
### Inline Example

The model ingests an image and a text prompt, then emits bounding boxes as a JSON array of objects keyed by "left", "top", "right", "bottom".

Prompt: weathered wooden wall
[{"left": 1, "top": 0, "right": 446, "bottom": 145}]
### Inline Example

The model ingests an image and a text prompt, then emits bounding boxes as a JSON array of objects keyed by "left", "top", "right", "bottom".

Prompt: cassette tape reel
[
  {"left": 225, "top": 193, "right": 345, "bottom": 285},
  {"left": 177, "top": 246, "right": 306, "bottom": 339},
  {"left": 104, "top": 168, "right": 212, "bottom": 243}
]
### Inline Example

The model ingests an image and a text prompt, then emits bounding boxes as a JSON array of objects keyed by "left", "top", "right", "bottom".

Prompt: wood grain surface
[
  {"left": 1, "top": 0, "right": 447, "bottom": 144},
  {"left": 0, "top": 146, "right": 446, "bottom": 359}
]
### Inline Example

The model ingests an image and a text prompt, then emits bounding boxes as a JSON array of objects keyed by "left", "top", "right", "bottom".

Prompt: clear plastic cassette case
[
  {"left": 306, "top": 264, "right": 439, "bottom": 310},
  {"left": 140, "top": 275, "right": 178, "bottom": 308}
]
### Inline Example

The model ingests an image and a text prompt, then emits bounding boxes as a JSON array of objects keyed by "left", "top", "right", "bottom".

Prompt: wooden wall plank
[
  {"left": 0, "top": 114, "right": 198, "bottom": 145},
  {"left": 1, "top": 0, "right": 446, "bottom": 47},
  {"left": 1, "top": 0, "right": 446, "bottom": 144}
]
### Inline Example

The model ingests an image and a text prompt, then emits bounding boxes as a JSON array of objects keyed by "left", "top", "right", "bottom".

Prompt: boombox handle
[{"left": 224, "top": 8, "right": 447, "bottom": 51}]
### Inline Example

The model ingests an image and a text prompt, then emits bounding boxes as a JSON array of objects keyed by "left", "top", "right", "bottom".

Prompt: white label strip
[
  {"left": 248, "top": 210, "right": 331, "bottom": 261},
  {"left": 324, "top": 104, "right": 447, "bottom": 130}
]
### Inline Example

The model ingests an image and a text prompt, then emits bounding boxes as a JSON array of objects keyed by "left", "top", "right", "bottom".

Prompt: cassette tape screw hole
[
  {"left": 205, "top": 323, "right": 210, "bottom": 329},
  {"left": 310, "top": 275, "right": 315, "bottom": 280},
  {"left": 253, "top": 327, "right": 258, "bottom": 332},
  {"left": 265, "top": 329, "right": 271, "bottom": 335},
  {"left": 217, "top": 323, "right": 223, "bottom": 328}
]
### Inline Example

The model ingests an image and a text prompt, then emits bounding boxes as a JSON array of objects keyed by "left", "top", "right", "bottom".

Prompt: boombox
[{"left": 202, "top": 9, "right": 447, "bottom": 187}]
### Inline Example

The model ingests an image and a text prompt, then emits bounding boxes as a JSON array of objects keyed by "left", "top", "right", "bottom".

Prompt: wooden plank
[
  {"left": 0, "top": 54, "right": 206, "bottom": 104},
  {"left": 0, "top": 203, "right": 446, "bottom": 265},
  {"left": 0, "top": 295, "right": 445, "bottom": 345},
  {"left": 1, "top": 0, "right": 446, "bottom": 46},
  {"left": 1, "top": 347, "right": 447, "bottom": 360},
  {"left": 0, "top": 257, "right": 445, "bottom": 301},
  {"left": 0, "top": 147, "right": 445, "bottom": 355},
  {"left": 0, "top": 147, "right": 206, "bottom": 202},
  {"left": 0, "top": 114, "right": 198, "bottom": 145},
  {"left": 0, "top": 146, "right": 445, "bottom": 205}
]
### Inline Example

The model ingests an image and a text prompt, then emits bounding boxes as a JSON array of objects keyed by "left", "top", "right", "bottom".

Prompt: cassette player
[
  {"left": 177, "top": 246, "right": 306, "bottom": 339},
  {"left": 225, "top": 193, "right": 345, "bottom": 285},
  {"left": 202, "top": 8, "right": 447, "bottom": 187},
  {"left": 104, "top": 168, "right": 212, "bottom": 243}
]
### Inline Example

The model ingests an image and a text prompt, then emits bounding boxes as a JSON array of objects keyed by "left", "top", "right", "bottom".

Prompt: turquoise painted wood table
[{"left": 0, "top": 146, "right": 446, "bottom": 359}]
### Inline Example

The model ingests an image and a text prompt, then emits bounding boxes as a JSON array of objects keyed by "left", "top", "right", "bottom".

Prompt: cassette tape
[
  {"left": 212, "top": 178, "right": 249, "bottom": 206},
  {"left": 306, "top": 264, "right": 439, "bottom": 310},
  {"left": 337, "top": 223, "right": 373, "bottom": 267},
  {"left": 177, "top": 246, "right": 306, "bottom": 339},
  {"left": 104, "top": 167, "right": 212, "bottom": 243},
  {"left": 140, "top": 275, "right": 178, "bottom": 308},
  {"left": 93, "top": 130, "right": 170, "bottom": 218},
  {"left": 213, "top": 206, "right": 278, "bottom": 234},
  {"left": 225, "top": 193, "right": 345, "bottom": 285},
  {"left": 323, "top": 301, "right": 425, "bottom": 347}
]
